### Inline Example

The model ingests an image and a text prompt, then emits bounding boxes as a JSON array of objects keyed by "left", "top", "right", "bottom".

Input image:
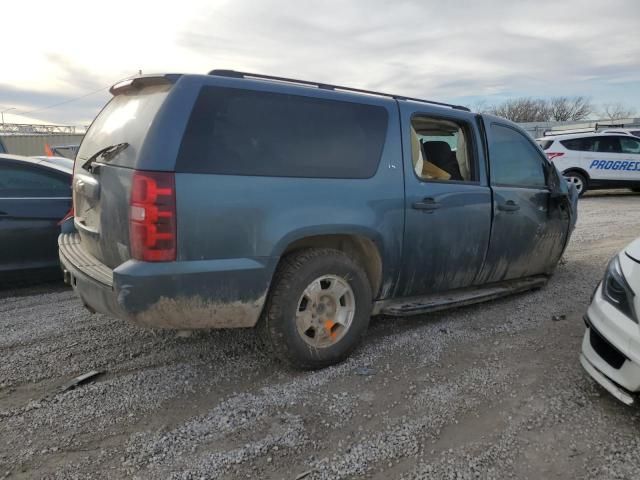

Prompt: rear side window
[
  {"left": 177, "top": 86, "right": 388, "bottom": 178},
  {"left": 410, "top": 115, "right": 477, "bottom": 183},
  {"left": 489, "top": 124, "right": 546, "bottom": 188},
  {"left": 0, "top": 162, "right": 70, "bottom": 197},
  {"left": 560, "top": 137, "right": 596, "bottom": 151},
  {"left": 595, "top": 136, "right": 621, "bottom": 153},
  {"left": 631, "top": 130, "right": 640, "bottom": 137}
]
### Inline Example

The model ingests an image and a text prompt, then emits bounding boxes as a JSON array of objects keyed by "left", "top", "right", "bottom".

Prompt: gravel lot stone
[{"left": 1, "top": 191, "right": 640, "bottom": 479}]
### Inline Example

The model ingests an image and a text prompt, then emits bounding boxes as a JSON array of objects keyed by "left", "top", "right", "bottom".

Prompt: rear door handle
[
  {"left": 0, "top": 211, "right": 9, "bottom": 217},
  {"left": 497, "top": 200, "right": 520, "bottom": 212},
  {"left": 412, "top": 197, "right": 441, "bottom": 211}
]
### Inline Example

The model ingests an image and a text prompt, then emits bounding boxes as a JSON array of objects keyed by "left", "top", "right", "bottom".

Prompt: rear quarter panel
[{"left": 174, "top": 83, "right": 405, "bottom": 301}]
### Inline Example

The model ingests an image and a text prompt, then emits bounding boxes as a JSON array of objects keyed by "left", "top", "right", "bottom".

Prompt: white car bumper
[
  {"left": 580, "top": 352, "right": 634, "bottom": 405},
  {"left": 581, "top": 280, "right": 640, "bottom": 405}
]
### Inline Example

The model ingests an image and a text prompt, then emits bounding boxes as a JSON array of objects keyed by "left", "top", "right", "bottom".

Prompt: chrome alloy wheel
[
  {"left": 295, "top": 275, "right": 355, "bottom": 348},
  {"left": 565, "top": 174, "right": 584, "bottom": 194}
]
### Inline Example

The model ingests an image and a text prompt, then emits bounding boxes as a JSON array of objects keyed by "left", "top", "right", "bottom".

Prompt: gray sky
[{"left": 2, "top": 0, "right": 639, "bottom": 125}]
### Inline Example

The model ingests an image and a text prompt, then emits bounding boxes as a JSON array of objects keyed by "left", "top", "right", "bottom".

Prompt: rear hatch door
[{"left": 73, "top": 79, "right": 173, "bottom": 268}]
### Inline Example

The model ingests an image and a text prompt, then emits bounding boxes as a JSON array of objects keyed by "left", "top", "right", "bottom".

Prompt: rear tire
[
  {"left": 564, "top": 171, "right": 588, "bottom": 196},
  {"left": 260, "top": 249, "right": 372, "bottom": 369}
]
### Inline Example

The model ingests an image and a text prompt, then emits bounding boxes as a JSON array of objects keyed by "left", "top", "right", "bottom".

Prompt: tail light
[
  {"left": 546, "top": 152, "right": 564, "bottom": 161},
  {"left": 58, "top": 206, "right": 74, "bottom": 226},
  {"left": 129, "top": 170, "right": 176, "bottom": 262}
]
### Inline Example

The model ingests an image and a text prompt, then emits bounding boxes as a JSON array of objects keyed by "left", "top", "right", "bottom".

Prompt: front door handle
[
  {"left": 412, "top": 197, "right": 441, "bottom": 211},
  {"left": 497, "top": 200, "right": 520, "bottom": 212}
]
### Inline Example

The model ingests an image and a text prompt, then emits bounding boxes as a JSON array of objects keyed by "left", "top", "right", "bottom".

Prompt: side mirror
[
  {"left": 550, "top": 185, "right": 568, "bottom": 199},
  {"left": 548, "top": 164, "right": 569, "bottom": 199}
]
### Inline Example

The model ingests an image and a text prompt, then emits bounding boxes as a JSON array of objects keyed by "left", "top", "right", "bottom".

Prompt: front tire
[
  {"left": 564, "top": 171, "right": 588, "bottom": 196},
  {"left": 261, "top": 249, "right": 372, "bottom": 369}
]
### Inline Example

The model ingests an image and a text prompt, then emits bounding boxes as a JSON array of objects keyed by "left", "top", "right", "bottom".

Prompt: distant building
[{"left": 0, "top": 123, "right": 85, "bottom": 157}]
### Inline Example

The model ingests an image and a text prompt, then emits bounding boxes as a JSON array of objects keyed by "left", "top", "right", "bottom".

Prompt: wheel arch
[
  {"left": 562, "top": 167, "right": 590, "bottom": 182},
  {"left": 276, "top": 233, "right": 384, "bottom": 298}
]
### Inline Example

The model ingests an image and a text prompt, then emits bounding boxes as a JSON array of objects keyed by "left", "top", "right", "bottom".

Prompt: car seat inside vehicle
[
  {"left": 410, "top": 127, "right": 449, "bottom": 180},
  {"left": 421, "top": 140, "right": 463, "bottom": 181},
  {"left": 411, "top": 117, "right": 473, "bottom": 182}
]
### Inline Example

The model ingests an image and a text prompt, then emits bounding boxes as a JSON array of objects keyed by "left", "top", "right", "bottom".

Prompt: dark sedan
[{"left": 0, "top": 154, "right": 72, "bottom": 281}]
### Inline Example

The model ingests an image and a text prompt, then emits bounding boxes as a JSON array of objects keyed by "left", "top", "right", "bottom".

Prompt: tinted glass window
[
  {"left": 631, "top": 130, "right": 640, "bottom": 137},
  {"left": 0, "top": 141, "right": 5, "bottom": 154},
  {"left": 560, "top": 137, "right": 595, "bottom": 151},
  {"left": 620, "top": 137, "right": 640, "bottom": 154},
  {"left": 0, "top": 162, "right": 70, "bottom": 198},
  {"left": 76, "top": 84, "right": 171, "bottom": 171},
  {"left": 177, "top": 86, "right": 388, "bottom": 178},
  {"left": 594, "top": 136, "right": 622, "bottom": 153},
  {"left": 489, "top": 124, "right": 546, "bottom": 188}
]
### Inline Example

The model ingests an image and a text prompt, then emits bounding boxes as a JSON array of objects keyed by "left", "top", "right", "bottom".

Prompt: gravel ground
[{"left": 1, "top": 191, "right": 640, "bottom": 479}]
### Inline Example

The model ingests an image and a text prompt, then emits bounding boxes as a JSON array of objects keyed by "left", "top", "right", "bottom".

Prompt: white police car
[
  {"left": 581, "top": 237, "right": 640, "bottom": 405},
  {"left": 537, "top": 133, "right": 640, "bottom": 195}
]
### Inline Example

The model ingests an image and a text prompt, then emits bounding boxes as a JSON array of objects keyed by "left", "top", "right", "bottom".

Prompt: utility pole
[{"left": 1, "top": 107, "right": 15, "bottom": 124}]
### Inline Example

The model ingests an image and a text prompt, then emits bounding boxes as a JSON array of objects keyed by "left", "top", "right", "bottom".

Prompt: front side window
[
  {"left": 620, "top": 137, "right": 640, "bottom": 154},
  {"left": 410, "top": 116, "right": 476, "bottom": 182},
  {"left": 0, "top": 163, "right": 70, "bottom": 198},
  {"left": 489, "top": 124, "right": 546, "bottom": 188},
  {"left": 177, "top": 86, "right": 389, "bottom": 178}
]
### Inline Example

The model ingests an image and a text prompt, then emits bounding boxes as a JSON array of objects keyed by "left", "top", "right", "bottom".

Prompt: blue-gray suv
[{"left": 59, "top": 70, "right": 577, "bottom": 369}]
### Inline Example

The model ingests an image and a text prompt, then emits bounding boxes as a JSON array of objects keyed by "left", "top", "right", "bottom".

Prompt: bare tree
[
  {"left": 548, "top": 96, "right": 593, "bottom": 121},
  {"left": 486, "top": 97, "right": 550, "bottom": 123},
  {"left": 471, "top": 99, "right": 490, "bottom": 114},
  {"left": 600, "top": 102, "right": 637, "bottom": 120},
  {"left": 479, "top": 97, "right": 631, "bottom": 123}
]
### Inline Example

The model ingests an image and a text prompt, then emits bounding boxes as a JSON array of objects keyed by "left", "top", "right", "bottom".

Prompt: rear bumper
[{"left": 59, "top": 233, "right": 272, "bottom": 329}]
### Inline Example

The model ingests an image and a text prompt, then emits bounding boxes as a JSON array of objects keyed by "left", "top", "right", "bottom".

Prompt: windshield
[{"left": 76, "top": 84, "right": 171, "bottom": 172}]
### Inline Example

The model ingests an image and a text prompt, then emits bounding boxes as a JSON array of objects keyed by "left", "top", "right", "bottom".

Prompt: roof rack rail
[
  {"left": 542, "top": 127, "right": 597, "bottom": 137},
  {"left": 208, "top": 69, "right": 471, "bottom": 112}
]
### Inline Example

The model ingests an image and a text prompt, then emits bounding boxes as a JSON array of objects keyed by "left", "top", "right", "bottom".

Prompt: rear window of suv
[
  {"left": 176, "top": 86, "right": 388, "bottom": 178},
  {"left": 76, "top": 84, "right": 172, "bottom": 171}
]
